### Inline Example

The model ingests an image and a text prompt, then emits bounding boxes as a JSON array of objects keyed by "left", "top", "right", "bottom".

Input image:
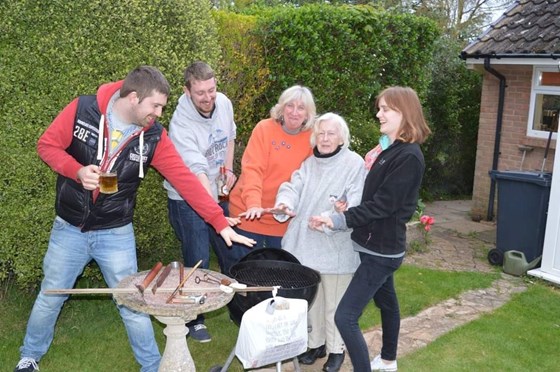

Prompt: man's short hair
[
  {"left": 183, "top": 61, "right": 215, "bottom": 89},
  {"left": 121, "top": 65, "right": 171, "bottom": 102}
]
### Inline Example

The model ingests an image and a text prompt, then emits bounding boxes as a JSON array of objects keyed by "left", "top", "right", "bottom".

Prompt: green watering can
[{"left": 502, "top": 250, "right": 542, "bottom": 276}]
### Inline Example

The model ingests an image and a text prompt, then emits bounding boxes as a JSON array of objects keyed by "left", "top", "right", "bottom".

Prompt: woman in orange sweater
[{"left": 226, "top": 85, "right": 316, "bottom": 270}]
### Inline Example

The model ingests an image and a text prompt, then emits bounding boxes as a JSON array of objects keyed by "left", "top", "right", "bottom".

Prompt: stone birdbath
[{"left": 114, "top": 265, "right": 234, "bottom": 372}]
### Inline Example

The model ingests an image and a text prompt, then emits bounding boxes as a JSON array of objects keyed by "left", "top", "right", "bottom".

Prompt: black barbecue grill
[
  {"left": 232, "top": 260, "right": 319, "bottom": 288},
  {"left": 227, "top": 251, "right": 320, "bottom": 325},
  {"left": 211, "top": 249, "right": 321, "bottom": 371}
]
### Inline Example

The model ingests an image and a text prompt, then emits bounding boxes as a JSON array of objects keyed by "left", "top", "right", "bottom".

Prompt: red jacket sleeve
[
  {"left": 37, "top": 98, "right": 84, "bottom": 181},
  {"left": 151, "top": 129, "right": 229, "bottom": 232}
]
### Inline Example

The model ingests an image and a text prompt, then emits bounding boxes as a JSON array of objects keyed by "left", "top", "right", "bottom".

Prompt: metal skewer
[
  {"left": 166, "top": 260, "right": 202, "bottom": 303},
  {"left": 44, "top": 285, "right": 280, "bottom": 295},
  {"left": 151, "top": 264, "right": 172, "bottom": 294},
  {"left": 135, "top": 262, "right": 163, "bottom": 295}
]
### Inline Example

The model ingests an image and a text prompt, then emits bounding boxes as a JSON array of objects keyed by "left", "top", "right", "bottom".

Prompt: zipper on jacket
[
  {"left": 100, "top": 131, "right": 142, "bottom": 172},
  {"left": 79, "top": 190, "right": 93, "bottom": 228}
]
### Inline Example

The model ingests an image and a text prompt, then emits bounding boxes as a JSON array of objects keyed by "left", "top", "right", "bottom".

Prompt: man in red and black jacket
[{"left": 14, "top": 66, "right": 254, "bottom": 372}]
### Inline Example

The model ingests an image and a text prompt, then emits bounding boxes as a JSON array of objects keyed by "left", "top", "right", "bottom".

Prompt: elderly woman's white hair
[
  {"left": 270, "top": 85, "right": 316, "bottom": 131},
  {"left": 310, "top": 112, "right": 350, "bottom": 149}
]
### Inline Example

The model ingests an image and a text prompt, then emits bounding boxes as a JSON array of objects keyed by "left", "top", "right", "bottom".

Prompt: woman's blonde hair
[
  {"left": 270, "top": 85, "right": 316, "bottom": 131},
  {"left": 375, "top": 86, "right": 431, "bottom": 144}
]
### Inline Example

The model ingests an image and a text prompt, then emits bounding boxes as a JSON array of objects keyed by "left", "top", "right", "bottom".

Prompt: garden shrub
[
  {"left": 0, "top": 0, "right": 221, "bottom": 288},
  {"left": 252, "top": 5, "right": 440, "bottom": 155},
  {"left": 423, "top": 36, "right": 481, "bottom": 198},
  {"left": 217, "top": 5, "right": 479, "bottom": 201},
  {"left": 212, "top": 10, "right": 271, "bottom": 170},
  {"left": 1, "top": 2, "right": 443, "bottom": 288}
]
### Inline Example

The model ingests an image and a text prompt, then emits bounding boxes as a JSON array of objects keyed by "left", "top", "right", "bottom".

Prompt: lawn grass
[
  {"left": 1, "top": 264, "right": 501, "bottom": 371},
  {"left": 399, "top": 283, "right": 560, "bottom": 371},
  {"left": 359, "top": 265, "right": 499, "bottom": 330}
]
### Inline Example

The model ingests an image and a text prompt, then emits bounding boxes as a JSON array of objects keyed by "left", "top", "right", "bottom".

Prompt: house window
[{"left": 528, "top": 67, "right": 560, "bottom": 139}]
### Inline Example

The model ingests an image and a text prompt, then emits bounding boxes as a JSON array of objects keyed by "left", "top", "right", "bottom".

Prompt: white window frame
[{"left": 527, "top": 66, "right": 560, "bottom": 139}]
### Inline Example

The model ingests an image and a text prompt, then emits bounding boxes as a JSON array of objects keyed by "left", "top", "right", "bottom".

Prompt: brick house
[{"left": 461, "top": 0, "right": 560, "bottom": 283}]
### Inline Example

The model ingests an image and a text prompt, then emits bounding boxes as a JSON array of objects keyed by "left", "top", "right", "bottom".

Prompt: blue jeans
[
  {"left": 168, "top": 198, "right": 232, "bottom": 326},
  {"left": 167, "top": 198, "right": 233, "bottom": 272},
  {"left": 20, "top": 216, "right": 160, "bottom": 372},
  {"left": 227, "top": 228, "right": 283, "bottom": 270},
  {"left": 334, "top": 253, "right": 403, "bottom": 371}
]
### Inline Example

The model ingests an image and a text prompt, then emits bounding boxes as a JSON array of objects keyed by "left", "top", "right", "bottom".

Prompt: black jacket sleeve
[{"left": 345, "top": 151, "right": 424, "bottom": 228}]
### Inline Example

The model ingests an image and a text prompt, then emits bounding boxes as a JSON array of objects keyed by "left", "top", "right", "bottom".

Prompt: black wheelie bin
[{"left": 488, "top": 170, "right": 552, "bottom": 266}]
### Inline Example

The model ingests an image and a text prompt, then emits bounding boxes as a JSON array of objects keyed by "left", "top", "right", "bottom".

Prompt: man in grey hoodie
[{"left": 164, "top": 61, "right": 237, "bottom": 343}]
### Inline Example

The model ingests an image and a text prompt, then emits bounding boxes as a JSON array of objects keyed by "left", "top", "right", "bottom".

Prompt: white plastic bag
[{"left": 235, "top": 296, "right": 308, "bottom": 369}]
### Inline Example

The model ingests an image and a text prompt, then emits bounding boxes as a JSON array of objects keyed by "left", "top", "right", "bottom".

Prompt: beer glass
[{"left": 99, "top": 171, "right": 118, "bottom": 194}]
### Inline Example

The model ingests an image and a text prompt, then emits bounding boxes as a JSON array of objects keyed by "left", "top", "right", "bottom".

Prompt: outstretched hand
[
  {"left": 274, "top": 204, "right": 296, "bottom": 217},
  {"left": 308, "top": 215, "right": 333, "bottom": 231},
  {"left": 238, "top": 207, "right": 265, "bottom": 220},
  {"left": 219, "top": 226, "right": 256, "bottom": 247}
]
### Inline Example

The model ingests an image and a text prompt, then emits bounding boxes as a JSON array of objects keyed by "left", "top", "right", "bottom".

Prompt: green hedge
[
  {"left": 212, "top": 5, "right": 440, "bottom": 168},
  {"left": 422, "top": 36, "right": 481, "bottom": 198},
  {"left": 0, "top": 0, "right": 222, "bottom": 288},
  {"left": 1, "top": 2, "right": 441, "bottom": 288},
  {"left": 251, "top": 5, "right": 439, "bottom": 155},
  {"left": 212, "top": 11, "right": 271, "bottom": 168}
]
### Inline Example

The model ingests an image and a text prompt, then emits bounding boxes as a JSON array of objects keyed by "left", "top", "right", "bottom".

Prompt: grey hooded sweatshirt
[{"left": 164, "top": 92, "right": 236, "bottom": 201}]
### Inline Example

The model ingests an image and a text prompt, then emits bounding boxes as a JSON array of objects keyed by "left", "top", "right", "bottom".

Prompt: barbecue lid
[
  {"left": 237, "top": 248, "right": 300, "bottom": 264},
  {"left": 227, "top": 259, "right": 320, "bottom": 325},
  {"left": 229, "top": 259, "right": 320, "bottom": 289}
]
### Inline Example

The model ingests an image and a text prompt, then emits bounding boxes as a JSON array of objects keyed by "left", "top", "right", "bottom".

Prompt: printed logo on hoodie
[
  {"left": 130, "top": 143, "right": 149, "bottom": 164},
  {"left": 75, "top": 119, "right": 100, "bottom": 148}
]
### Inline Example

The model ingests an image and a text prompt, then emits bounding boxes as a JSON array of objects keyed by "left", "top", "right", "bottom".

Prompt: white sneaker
[
  {"left": 14, "top": 357, "right": 39, "bottom": 372},
  {"left": 370, "top": 354, "right": 397, "bottom": 371}
]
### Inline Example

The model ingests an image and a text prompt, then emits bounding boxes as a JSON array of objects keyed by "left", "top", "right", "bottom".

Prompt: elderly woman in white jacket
[{"left": 274, "top": 112, "right": 366, "bottom": 372}]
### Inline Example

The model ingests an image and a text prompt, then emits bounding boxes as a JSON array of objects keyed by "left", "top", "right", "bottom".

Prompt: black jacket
[
  {"left": 345, "top": 141, "right": 425, "bottom": 255},
  {"left": 55, "top": 95, "right": 162, "bottom": 231}
]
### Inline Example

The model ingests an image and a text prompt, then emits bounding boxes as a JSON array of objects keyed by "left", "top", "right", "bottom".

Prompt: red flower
[
  {"left": 417, "top": 214, "right": 435, "bottom": 246},
  {"left": 420, "top": 215, "right": 435, "bottom": 226}
]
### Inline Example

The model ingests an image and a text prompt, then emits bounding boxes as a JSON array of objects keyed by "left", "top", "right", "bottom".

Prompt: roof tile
[{"left": 462, "top": 0, "right": 560, "bottom": 58}]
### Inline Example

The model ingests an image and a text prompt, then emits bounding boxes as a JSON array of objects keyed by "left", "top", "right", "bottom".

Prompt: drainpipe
[{"left": 484, "top": 57, "right": 507, "bottom": 221}]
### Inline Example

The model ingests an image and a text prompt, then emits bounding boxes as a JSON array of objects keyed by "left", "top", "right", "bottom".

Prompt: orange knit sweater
[{"left": 229, "top": 118, "right": 312, "bottom": 237}]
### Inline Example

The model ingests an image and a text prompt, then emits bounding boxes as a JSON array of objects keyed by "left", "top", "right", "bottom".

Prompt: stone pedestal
[
  {"left": 155, "top": 316, "right": 194, "bottom": 372},
  {"left": 114, "top": 268, "right": 234, "bottom": 372}
]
